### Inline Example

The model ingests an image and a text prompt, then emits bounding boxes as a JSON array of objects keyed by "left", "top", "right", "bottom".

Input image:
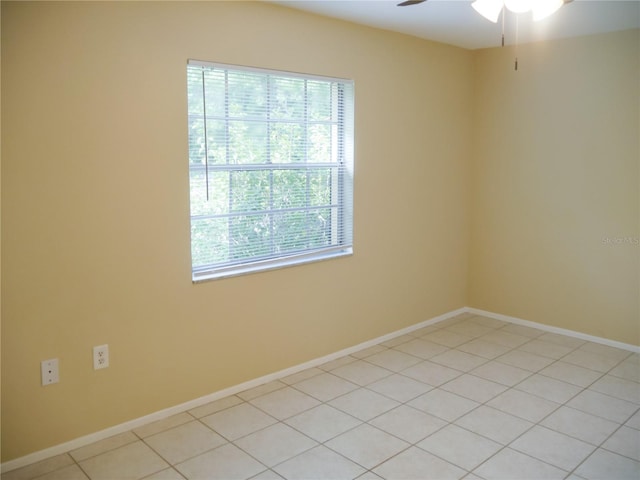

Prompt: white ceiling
[{"left": 271, "top": 0, "right": 640, "bottom": 50}]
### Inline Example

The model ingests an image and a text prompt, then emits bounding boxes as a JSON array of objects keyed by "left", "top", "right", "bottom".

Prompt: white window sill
[{"left": 192, "top": 247, "right": 353, "bottom": 283}]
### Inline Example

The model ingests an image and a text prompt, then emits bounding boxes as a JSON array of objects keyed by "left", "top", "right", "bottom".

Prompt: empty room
[{"left": 1, "top": 0, "right": 638, "bottom": 479}]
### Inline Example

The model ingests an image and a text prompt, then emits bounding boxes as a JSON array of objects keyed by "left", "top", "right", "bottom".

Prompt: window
[{"left": 187, "top": 60, "right": 354, "bottom": 281}]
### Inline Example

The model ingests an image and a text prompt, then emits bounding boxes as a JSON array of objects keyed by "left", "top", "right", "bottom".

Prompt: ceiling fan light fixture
[
  {"left": 471, "top": 0, "right": 504, "bottom": 23},
  {"left": 532, "top": 0, "right": 564, "bottom": 20},
  {"left": 473, "top": 0, "right": 566, "bottom": 22},
  {"left": 504, "top": 0, "right": 531, "bottom": 14}
]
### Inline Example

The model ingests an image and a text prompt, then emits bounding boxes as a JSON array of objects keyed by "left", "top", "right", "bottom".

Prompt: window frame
[{"left": 187, "top": 60, "right": 355, "bottom": 282}]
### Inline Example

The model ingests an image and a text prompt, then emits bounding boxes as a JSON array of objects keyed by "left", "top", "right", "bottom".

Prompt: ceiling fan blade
[{"left": 397, "top": 0, "right": 427, "bottom": 6}]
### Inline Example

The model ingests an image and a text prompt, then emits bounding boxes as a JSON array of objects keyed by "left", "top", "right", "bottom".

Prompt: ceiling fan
[
  {"left": 397, "top": 0, "right": 427, "bottom": 5},
  {"left": 398, "top": 0, "right": 574, "bottom": 23},
  {"left": 398, "top": 0, "right": 575, "bottom": 71}
]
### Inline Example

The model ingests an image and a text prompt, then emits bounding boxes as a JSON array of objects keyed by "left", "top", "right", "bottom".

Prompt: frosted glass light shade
[
  {"left": 471, "top": 0, "right": 504, "bottom": 23},
  {"left": 472, "top": 0, "right": 564, "bottom": 23},
  {"left": 504, "top": 0, "right": 531, "bottom": 14},
  {"left": 532, "top": 0, "right": 564, "bottom": 20}
]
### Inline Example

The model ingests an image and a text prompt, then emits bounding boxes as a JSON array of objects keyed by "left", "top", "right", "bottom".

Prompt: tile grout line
[
  {"left": 358, "top": 319, "right": 637, "bottom": 479},
  {"left": 333, "top": 317, "right": 636, "bottom": 479},
  {"left": 265, "top": 321, "right": 470, "bottom": 476},
  {"left": 459, "top": 340, "right": 638, "bottom": 479},
  {"left": 565, "top": 415, "right": 640, "bottom": 480},
  {"left": 324, "top": 318, "right": 542, "bottom": 478}
]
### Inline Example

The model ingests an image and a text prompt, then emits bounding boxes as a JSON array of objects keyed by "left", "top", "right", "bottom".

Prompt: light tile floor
[{"left": 4, "top": 314, "right": 640, "bottom": 480}]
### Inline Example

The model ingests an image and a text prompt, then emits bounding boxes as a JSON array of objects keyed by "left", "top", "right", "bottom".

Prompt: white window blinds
[{"left": 187, "top": 60, "right": 354, "bottom": 281}]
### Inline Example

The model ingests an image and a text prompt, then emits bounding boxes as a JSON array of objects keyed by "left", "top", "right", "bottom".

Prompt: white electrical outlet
[
  {"left": 41, "top": 358, "right": 60, "bottom": 386},
  {"left": 93, "top": 344, "right": 109, "bottom": 370}
]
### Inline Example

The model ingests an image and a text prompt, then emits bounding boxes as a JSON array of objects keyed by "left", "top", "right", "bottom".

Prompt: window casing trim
[
  {"left": 188, "top": 59, "right": 350, "bottom": 84},
  {"left": 187, "top": 60, "right": 354, "bottom": 281},
  {"left": 192, "top": 246, "right": 353, "bottom": 282}
]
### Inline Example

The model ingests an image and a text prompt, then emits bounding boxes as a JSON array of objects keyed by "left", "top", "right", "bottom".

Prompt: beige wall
[
  {"left": 3, "top": 0, "right": 638, "bottom": 464},
  {"left": 470, "top": 30, "right": 640, "bottom": 345},
  {"left": 1, "top": 1, "right": 472, "bottom": 461}
]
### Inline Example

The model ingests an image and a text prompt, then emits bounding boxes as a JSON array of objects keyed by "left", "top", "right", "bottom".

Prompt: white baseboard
[
  {"left": 1, "top": 307, "right": 467, "bottom": 474},
  {"left": 5, "top": 305, "right": 637, "bottom": 473},
  {"left": 466, "top": 307, "right": 640, "bottom": 354}
]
